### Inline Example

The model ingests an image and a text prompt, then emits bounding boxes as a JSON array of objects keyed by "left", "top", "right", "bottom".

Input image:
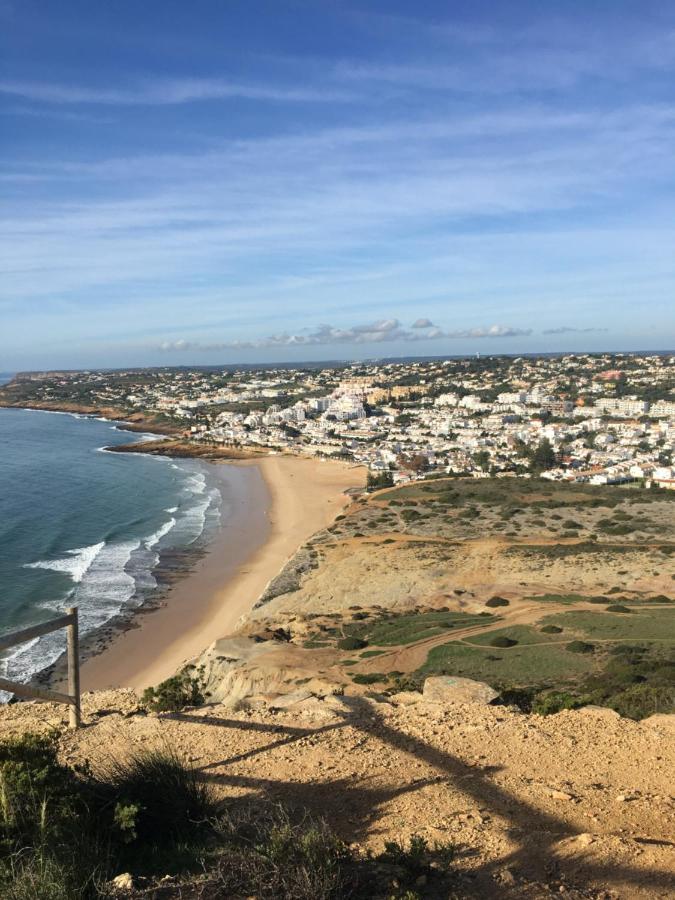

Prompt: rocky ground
[{"left": 1, "top": 688, "right": 673, "bottom": 898}]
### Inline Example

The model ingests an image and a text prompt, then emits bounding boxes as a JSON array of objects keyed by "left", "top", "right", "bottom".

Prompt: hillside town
[{"left": 4, "top": 353, "right": 675, "bottom": 490}]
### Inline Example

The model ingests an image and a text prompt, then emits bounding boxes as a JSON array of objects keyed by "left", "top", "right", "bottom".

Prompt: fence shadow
[{"left": 196, "top": 696, "right": 674, "bottom": 895}]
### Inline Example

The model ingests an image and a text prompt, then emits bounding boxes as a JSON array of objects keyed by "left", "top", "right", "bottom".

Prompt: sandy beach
[{"left": 80, "top": 455, "right": 364, "bottom": 691}]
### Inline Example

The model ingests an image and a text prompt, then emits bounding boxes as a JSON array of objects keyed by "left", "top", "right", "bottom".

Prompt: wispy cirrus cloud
[
  {"left": 157, "top": 319, "right": 531, "bottom": 352},
  {"left": 542, "top": 326, "right": 608, "bottom": 335},
  {"left": 0, "top": 77, "right": 349, "bottom": 106}
]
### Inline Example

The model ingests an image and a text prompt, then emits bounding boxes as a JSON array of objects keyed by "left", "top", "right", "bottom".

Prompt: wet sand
[{"left": 80, "top": 455, "right": 364, "bottom": 691}]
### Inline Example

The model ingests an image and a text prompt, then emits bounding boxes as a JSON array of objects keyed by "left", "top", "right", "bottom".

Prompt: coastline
[
  {"left": 78, "top": 455, "right": 365, "bottom": 691},
  {"left": 0, "top": 397, "right": 183, "bottom": 435}
]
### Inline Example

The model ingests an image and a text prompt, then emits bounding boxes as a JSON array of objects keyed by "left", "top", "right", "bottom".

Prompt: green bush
[
  {"left": 141, "top": 666, "right": 208, "bottom": 712},
  {"left": 0, "top": 735, "right": 218, "bottom": 898},
  {"left": 490, "top": 636, "right": 518, "bottom": 648},
  {"left": 96, "top": 747, "right": 217, "bottom": 845},
  {"left": 337, "top": 636, "right": 368, "bottom": 651},
  {"left": 211, "top": 804, "right": 353, "bottom": 899},
  {"left": 606, "top": 604, "right": 631, "bottom": 613},
  {"left": 566, "top": 640, "right": 595, "bottom": 654},
  {"left": 540, "top": 624, "right": 563, "bottom": 634},
  {"left": 485, "top": 596, "right": 509, "bottom": 608},
  {"left": 351, "top": 673, "right": 384, "bottom": 685},
  {"left": 532, "top": 690, "right": 589, "bottom": 715},
  {"left": 608, "top": 684, "right": 675, "bottom": 720}
]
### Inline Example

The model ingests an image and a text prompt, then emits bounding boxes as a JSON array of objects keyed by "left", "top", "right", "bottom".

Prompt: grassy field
[
  {"left": 464, "top": 625, "right": 569, "bottom": 646},
  {"left": 419, "top": 640, "right": 596, "bottom": 683},
  {"left": 541, "top": 607, "right": 675, "bottom": 642},
  {"left": 345, "top": 610, "right": 495, "bottom": 646}
]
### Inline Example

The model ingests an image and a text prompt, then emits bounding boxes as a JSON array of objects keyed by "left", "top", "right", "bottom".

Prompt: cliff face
[{"left": 1, "top": 689, "right": 673, "bottom": 898}]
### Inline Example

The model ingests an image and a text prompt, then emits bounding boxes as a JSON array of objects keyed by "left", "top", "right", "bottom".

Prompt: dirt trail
[{"left": 353, "top": 600, "right": 660, "bottom": 674}]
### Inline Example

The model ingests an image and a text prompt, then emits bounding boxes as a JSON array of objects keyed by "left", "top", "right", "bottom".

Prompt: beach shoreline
[{"left": 77, "top": 455, "right": 365, "bottom": 692}]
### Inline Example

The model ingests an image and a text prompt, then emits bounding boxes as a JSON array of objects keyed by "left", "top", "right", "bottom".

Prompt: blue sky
[{"left": 2, "top": 0, "right": 674, "bottom": 369}]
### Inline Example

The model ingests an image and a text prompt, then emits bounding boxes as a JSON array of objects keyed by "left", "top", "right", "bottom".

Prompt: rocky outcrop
[{"left": 422, "top": 675, "right": 500, "bottom": 705}]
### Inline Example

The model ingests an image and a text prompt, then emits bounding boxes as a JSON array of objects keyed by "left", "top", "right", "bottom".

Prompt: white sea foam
[
  {"left": 6, "top": 539, "right": 139, "bottom": 684},
  {"left": 145, "top": 517, "right": 176, "bottom": 549},
  {"left": 24, "top": 541, "right": 105, "bottom": 583},
  {"left": 185, "top": 472, "right": 207, "bottom": 494}
]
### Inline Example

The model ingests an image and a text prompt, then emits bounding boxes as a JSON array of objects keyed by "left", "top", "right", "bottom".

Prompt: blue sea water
[{"left": 0, "top": 408, "right": 223, "bottom": 682}]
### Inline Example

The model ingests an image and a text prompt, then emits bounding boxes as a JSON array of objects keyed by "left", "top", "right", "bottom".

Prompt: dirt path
[{"left": 353, "top": 601, "right": 674, "bottom": 674}]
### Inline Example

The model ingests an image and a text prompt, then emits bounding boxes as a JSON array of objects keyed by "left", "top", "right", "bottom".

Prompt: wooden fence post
[{"left": 66, "top": 607, "right": 80, "bottom": 729}]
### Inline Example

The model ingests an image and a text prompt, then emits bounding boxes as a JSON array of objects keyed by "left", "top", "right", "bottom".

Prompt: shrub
[
  {"left": 142, "top": 667, "right": 208, "bottom": 712},
  {"left": 337, "top": 636, "right": 367, "bottom": 651},
  {"left": 532, "top": 690, "right": 589, "bottom": 715},
  {"left": 606, "top": 604, "right": 631, "bottom": 613},
  {"left": 211, "top": 804, "right": 354, "bottom": 899},
  {"left": 96, "top": 746, "right": 218, "bottom": 845},
  {"left": 608, "top": 684, "right": 675, "bottom": 720},
  {"left": 351, "top": 673, "right": 383, "bottom": 685},
  {"left": 498, "top": 686, "right": 536, "bottom": 712},
  {"left": 485, "top": 596, "right": 509, "bottom": 608},
  {"left": 490, "top": 636, "right": 518, "bottom": 648},
  {"left": 0, "top": 736, "right": 218, "bottom": 898},
  {"left": 0, "top": 733, "right": 102, "bottom": 897},
  {"left": 540, "top": 624, "right": 563, "bottom": 634},
  {"left": 566, "top": 641, "right": 595, "bottom": 654}
]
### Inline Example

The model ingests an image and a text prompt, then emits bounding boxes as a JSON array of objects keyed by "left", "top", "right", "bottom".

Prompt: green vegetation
[
  {"left": 566, "top": 640, "right": 596, "bottom": 654},
  {"left": 485, "top": 596, "right": 510, "bottom": 608},
  {"left": 528, "top": 593, "right": 589, "bottom": 604},
  {"left": 351, "top": 673, "right": 385, "bottom": 685},
  {"left": 528, "top": 438, "right": 557, "bottom": 474},
  {"left": 0, "top": 733, "right": 459, "bottom": 899},
  {"left": 420, "top": 640, "right": 595, "bottom": 684},
  {"left": 345, "top": 610, "right": 493, "bottom": 647},
  {"left": 0, "top": 736, "right": 217, "bottom": 898},
  {"left": 467, "top": 625, "right": 562, "bottom": 646},
  {"left": 490, "top": 636, "right": 518, "bottom": 648},
  {"left": 337, "top": 636, "right": 368, "bottom": 651},
  {"left": 141, "top": 666, "right": 208, "bottom": 712},
  {"left": 366, "top": 471, "right": 393, "bottom": 491},
  {"left": 542, "top": 608, "right": 675, "bottom": 642},
  {"left": 498, "top": 644, "right": 675, "bottom": 719}
]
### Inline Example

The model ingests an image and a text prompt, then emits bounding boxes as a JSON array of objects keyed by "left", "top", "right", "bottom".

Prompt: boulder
[{"left": 422, "top": 676, "right": 499, "bottom": 706}]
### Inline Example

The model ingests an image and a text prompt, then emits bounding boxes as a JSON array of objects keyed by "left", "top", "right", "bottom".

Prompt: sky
[{"left": 2, "top": 0, "right": 675, "bottom": 370}]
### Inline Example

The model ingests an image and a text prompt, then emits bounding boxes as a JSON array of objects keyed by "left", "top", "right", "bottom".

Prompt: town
[{"left": 4, "top": 352, "right": 675, "bottom": 490}]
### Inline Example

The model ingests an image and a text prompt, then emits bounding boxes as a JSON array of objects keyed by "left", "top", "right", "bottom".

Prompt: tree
[
  {"left": 397, "top": 453, "right": 429, "bottom": 473},
  {"left": 529, "top": 438, "right": 556, "bottom": 473},
  {"left": 473, "top": 450, "right": 490, "bottom": 471},
  {"left": 367, "top": 470, "right": 394, "bottom": 491}
]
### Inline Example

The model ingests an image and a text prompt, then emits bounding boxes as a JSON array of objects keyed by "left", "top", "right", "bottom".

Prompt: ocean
[{"left": 0, "top": 408, "right": 225, "bottom": 684}]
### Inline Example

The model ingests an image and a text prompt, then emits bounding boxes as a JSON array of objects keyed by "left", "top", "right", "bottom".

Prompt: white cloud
[
  {"left": 542, "top": 326, "right": 608, "bottom": 334},
  {"left": 157, "top": 319, "right": 531, "bottom": 352},
  {"left": 0, "top": 77, "right": 349, "bottom": 106}
]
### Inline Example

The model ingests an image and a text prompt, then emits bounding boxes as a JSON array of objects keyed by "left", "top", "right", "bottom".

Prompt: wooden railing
[{"left": 0, "top": 607, "right": 80, "bottom": 728}]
